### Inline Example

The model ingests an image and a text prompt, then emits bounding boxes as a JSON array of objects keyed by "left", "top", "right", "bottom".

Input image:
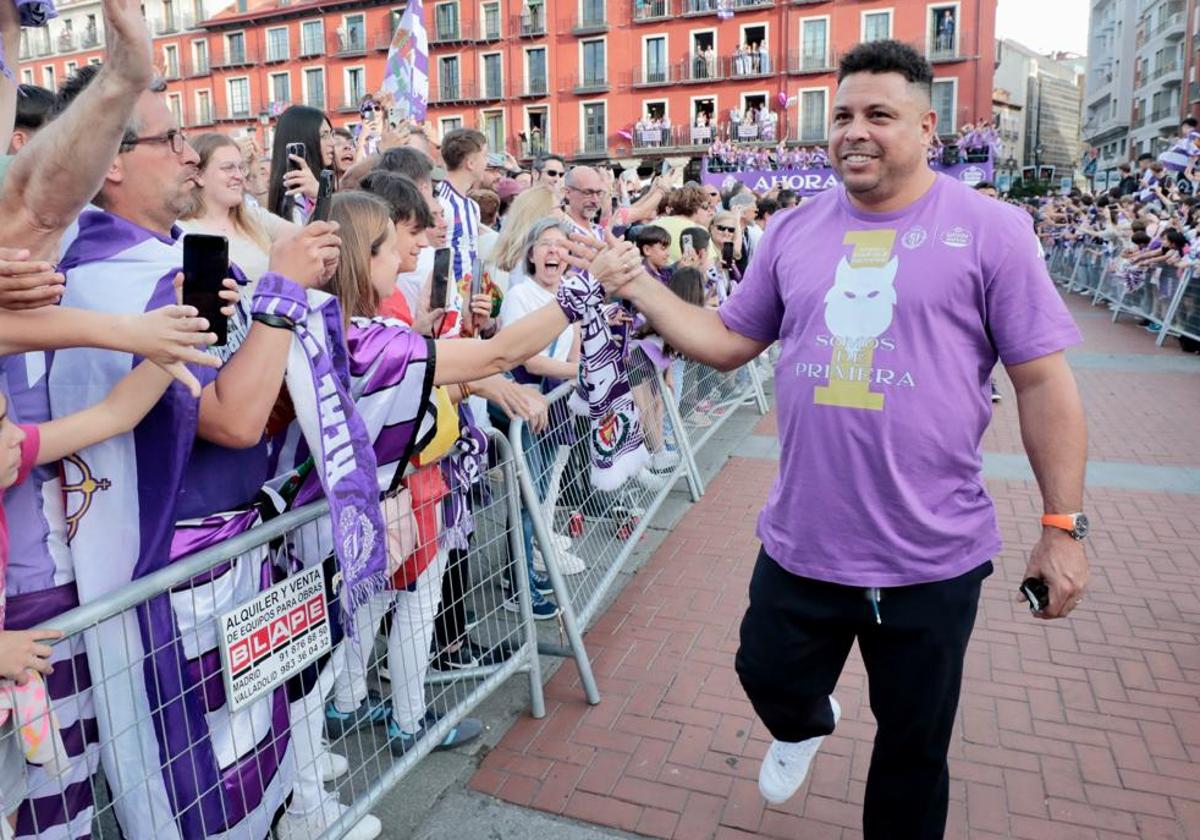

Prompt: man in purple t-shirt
[{"left": 572, "top": 41, "right": 1089, "bottom": 839}]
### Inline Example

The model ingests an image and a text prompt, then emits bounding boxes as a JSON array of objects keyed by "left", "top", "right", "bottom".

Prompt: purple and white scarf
[
  {"left": 556, "top": 273, "right": 649, "bottom": 490},
  {"left": 252, "top": 275, "right": 388, "bottom": 630}
]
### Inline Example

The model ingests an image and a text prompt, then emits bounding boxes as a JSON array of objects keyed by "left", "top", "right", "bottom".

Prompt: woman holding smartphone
[
  {"left": 316, "top": 188, "right": 579, "bottom": 756},
  {"left": 268, "top": 105, "right": 337, "bottom": 224}
]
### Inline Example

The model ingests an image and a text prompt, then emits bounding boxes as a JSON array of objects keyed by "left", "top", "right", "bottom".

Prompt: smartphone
[
  {"left": 286, "top": 141, "right": 306, "bottom": 171},
  {"left": 182, "top": 233, "right": 230, "bottom": 347},
  {"left": 430, "top": 247, "right": 452, "bottom": 311},
  {"left": 681, "top": 233, "right": 694, "bottom": 258},
  {"left": 1019, "top": 577, "right": 1050, "bottom": 614},
  {"left": 310, "top": 169, "right": 335, "bottom": 223},
  {"left": 722, "top": 240, "right": 735, "bottom": 268}
]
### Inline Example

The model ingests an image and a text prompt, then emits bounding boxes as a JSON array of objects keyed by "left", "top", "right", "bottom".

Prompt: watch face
[{"left": 1073, "top": 513, "right": 1090, "bottom": 539}]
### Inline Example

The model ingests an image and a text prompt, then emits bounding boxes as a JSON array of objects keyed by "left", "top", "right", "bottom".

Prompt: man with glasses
[
  {"left": 561, "top": 165, "right": 608, "bottom": 240},
  {"left": 42, "top": 67, "right": 383, "bottom": 840},
  {"left": 534, "top": 154, "right": 566, "bottom": 197},
  {"left": 703, "top": 184, "right": 722, "bottom": 212}
]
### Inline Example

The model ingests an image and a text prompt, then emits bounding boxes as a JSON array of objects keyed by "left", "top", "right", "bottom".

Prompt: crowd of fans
[
  {"left": 1024, "top": 117, "right": 1200, "bottom": 354},
  {"left": 0, "top": 4, "right": 804, "bottom": 839}
]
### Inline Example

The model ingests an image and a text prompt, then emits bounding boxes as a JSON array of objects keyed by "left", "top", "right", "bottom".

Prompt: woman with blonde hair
[
  {"left": 180, "top": 132, "right": 298, "bottom": 288},
  {"left": 487, "top": 184, "right": 561, "bottom": 289},
  {"left": 311, "top": 190, "right": 580, "bottom": 766}
]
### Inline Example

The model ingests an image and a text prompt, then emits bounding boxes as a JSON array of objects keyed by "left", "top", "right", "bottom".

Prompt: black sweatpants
[{"left": 735, "top": 549, "right": 991, "bottom": 840}]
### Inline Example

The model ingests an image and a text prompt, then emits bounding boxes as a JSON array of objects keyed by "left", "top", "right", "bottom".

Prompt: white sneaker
[
  {"left": 757, "top": 697, "right": 841, "bottom": 805},
  {"left": 274, "top": 794, "right": 382, "bottom": 840},
  {"left": 552, "top": 532, "right": 573, "bottom": 552},
  {"left": 532, "top": 545, "right": 587, "bottom": 575},
  {"left": 650, "top": 450, "right": 680, "bottom": 472},
  {"left": 634, "top": 466, "right": 668, "bottom": 492},
  {"left": 319, "top": 750, "right": 349, "bottom": 782}
]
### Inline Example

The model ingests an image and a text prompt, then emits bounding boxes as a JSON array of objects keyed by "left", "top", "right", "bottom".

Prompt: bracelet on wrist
[{"left": 252, "top": 312, "right": 297, "bottom": 331}]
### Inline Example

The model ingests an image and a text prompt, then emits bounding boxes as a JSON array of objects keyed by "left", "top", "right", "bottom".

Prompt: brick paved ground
[{"left": 470, "top": 294, "right": 1200, "bottom": 839}]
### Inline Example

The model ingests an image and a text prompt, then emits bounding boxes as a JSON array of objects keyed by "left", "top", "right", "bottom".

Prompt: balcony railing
[
  {"left": 671, "top": 54, "right": 775, "bottom": 84},
  {"left": 516, "top": 7, "right": 546, "bottom": 37},
  {"left": 513, "top": 137, "right": 549, "bottom": 159},
  {"left": 1149, "top": 106, "right": 1178, "bottom": 123},
  {"left": 331, "top": 29, "right": 368, "bottom": 56},
  {"left": 1156, "top": 11, "right": 1183, "bottom": 36},
  {"left": 430, "top": 19, "right": 467, "bottom": 44},
  {"left": 1191, "top": 80, "right": 1200, "bottom": 103},
  {"left": 516, "top": 76, "right": 548, "bottom": 97},
  {"left": 264, "top": 41, "right": 290, "bottom": 63},
  {"left": 36, "top": 37, "right": 53, "bottom": 57},
  {"left": 480, "top": 76, "right": 504, "bottom": 100},
  {"left": 220, "top": 99, "right": 259, "bottom": 121},
  {"left": 57, "top": 32, "right": 77, "bottom": 52},
  {"left": 299, "top": 35, "right": 324, "bottom": 57},
  {"left": 155, "top": 13, "right": 196, "bottom": 33},
  {"left": 1153, "top": 61, "right": 1180, "bottom": 79},
  {"left": 572, "top": 7, "right": 607, "bottom": 34},
  {"left": 682, "top": 0, "right": 773, "bottom": 15},
  {"left": 926, "top": 32, "right": 970, "bottom": 63},
  {"left": 632, "top": 0, "right": 671, "bottom": 23},
  {"left": 631, "top": 65, "right": 676, "bottom": 88},
  {"left": 576, "top": 137, "right": 609, "bottom": 158},
  {"left": 185, "top": 104, "right": 215, "bottom": 128},
  {"left": 572, "top": 72, "right": 609, "bottom": 94},
  {"left": 787, "top": 48, "right": 837, "bottom": 74},
  {"left": 212, "top": 44, "right": 259, "bottom": 68},
  {"left": 429, "top": 80, "right": 479, "bottom": 104},
  {"left": 184, "top": 55, "right": 210, "bottom": 77},
  {"left": 81, "top": 29, "right": 100, "bottom": 48}
]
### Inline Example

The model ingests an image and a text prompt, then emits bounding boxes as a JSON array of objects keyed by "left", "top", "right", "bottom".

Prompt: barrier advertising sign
[
  {"left": 218, "top": 565, "right": 332, "bottom": 711},
  {"left": 701, "top": 160, "right": 994, "bottom": 196}
]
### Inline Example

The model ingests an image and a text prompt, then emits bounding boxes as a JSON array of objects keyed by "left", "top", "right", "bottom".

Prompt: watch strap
[{"left": 1041, "top": 513, "right": 1079, "bottom": 533}]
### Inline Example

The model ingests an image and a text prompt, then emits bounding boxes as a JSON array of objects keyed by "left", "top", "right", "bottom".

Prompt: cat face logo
[
  {"left": 823, "top": 256, "right": 899, "bottom": 347},
  {"left": 901, "top": 226, "right": 927, "bottom": 249}
]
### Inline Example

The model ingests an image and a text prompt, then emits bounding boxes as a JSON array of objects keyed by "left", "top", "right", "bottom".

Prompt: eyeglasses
[
  {"left": 122, "top": 129, "right": 189, "bottom": 155},
  {"left": 714, "top": 225, "right": 735, "bottom": 233},
  {"left": 568, "top": 186, "right": 605, "bottom": 198}
]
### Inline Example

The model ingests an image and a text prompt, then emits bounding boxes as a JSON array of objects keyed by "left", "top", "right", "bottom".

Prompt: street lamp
[{"left": 1035, "top": 144, "right": 1044, "bottom": 182}]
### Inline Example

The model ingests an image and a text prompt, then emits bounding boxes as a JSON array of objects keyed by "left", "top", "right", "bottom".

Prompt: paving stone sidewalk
[{"left": 465, "top": 292, "right": 1200, "bottom": 839}]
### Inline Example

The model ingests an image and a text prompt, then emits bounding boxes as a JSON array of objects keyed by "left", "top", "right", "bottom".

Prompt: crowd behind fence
[
  {"left": 9, "top": 353, "right": 773, "bottom": 840},
  {"left": 1043, "top": 241, "right": 1200, "bottom": 349}
]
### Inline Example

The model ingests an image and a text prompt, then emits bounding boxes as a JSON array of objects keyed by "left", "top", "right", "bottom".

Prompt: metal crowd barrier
[
  {"left": 509, "top": 348, "right": 771, "bottom": 705},
  {"left": 1045, "top": 242, "right": 1199, "bottom": 348},
  {"left": 11, "top": 429, "right": 541, "bottom": 840}
]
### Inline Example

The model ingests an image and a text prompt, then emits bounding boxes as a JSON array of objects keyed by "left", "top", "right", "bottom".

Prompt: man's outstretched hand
[{"left": 564, "top": 230, "right": 646, "bottom": 299}]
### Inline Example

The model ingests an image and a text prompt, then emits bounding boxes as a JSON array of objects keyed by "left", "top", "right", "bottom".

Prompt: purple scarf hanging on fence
[
  {"left": 556, "top": 272, "right": 649, "bottom": 491},
  {"left": 252, "top": 276, "right": 387, "bottom": 631}
]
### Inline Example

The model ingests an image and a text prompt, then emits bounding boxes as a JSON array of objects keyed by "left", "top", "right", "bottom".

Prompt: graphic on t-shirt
[{"left": 814, "top": 230, "right": 898, "bottom": 411}]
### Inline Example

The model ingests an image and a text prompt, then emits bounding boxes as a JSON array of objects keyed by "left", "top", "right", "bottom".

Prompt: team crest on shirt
[{"left": 901, "top": 226, "right": 927, "bottom": 249}]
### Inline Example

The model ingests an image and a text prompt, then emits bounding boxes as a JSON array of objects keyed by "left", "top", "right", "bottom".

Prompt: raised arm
[
  {"left": 0, "top": 2, "right": 20, "bottom": 154},
  {"left": 0, "top": 0, "right": 152, "bottom": 257},
  {"left": 568, "top": 232, "right": 768, "bottom": 371},
  {"left": 431, "top": 302, "right": 572, "bottom": 385}
]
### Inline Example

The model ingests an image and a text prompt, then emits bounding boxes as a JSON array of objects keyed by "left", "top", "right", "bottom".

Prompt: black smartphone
[
  {"left": 722, "top": 240, "right": 734, "bottom": 268},
  {"left": 430, "top": 247, "right": 452, "bottom": 311},
  {"left": 286, "top": 141, "right": 306, "bottom": 171},
  {"left": 182, "top": 233, "right": 230, "bottom": 347},
  {"left": 1019, "top": 577, "right": 1050, "bottom": 614},
  {"left": 311, "top": 169, "right": 335, "bottom": 223}
]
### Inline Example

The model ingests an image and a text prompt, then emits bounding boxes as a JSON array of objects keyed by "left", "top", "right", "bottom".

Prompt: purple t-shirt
[{"left": 719, "top": 174, "right": 1082, "bottom": 587}]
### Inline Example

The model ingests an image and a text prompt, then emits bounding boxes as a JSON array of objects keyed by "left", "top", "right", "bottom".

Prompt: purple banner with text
[{"left": 702, "top": 161, "right": 994, "bottom": 195}]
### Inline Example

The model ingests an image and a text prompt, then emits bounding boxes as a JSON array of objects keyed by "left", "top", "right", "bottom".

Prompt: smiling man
[{"left": 574, "top": 40, "right": 1089, "bottom": 838}]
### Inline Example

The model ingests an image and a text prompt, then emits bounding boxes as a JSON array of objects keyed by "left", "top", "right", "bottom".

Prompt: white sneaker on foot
[
  {"left": 757, "top": 697, "right": 841, "bottom": 805},
  {"left": 274, "top": 794, "right": 382, "bottom": 840},
  {"left": 532, "top": 545, "right": 587, "bottom": 575},
  {"left": 650, "top": 449, "right": 680, "bottom": 472},
  {"left": 319, "top": 749, "right": 349, "bottom": 782}
]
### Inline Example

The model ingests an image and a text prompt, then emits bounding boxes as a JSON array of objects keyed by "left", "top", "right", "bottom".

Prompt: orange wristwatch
[{"left": 1041, "top": 513, "right": 1090, "bottom": 540}]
